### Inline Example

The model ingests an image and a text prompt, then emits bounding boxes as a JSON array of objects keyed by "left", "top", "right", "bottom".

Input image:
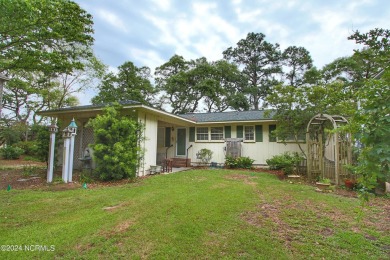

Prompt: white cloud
[
  {"left": 96, "top": 9, "right": 128, "bottom": 33},
  {"left": 127, "top": 47, "right": 166, "bottom": 72},
  {"left": 149, "top": 0, "right": 172, "bottom": 12}
]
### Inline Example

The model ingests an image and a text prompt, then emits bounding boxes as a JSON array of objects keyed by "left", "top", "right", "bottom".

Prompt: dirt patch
[
  {"left": 0, "top": 161, "right": 146, "bottom": 191},
  {"left": 1, "top": 157, "right": 46, "bottom": 168},
  {"left": 115, "top": 220, "right": 135, "bottom": 232},
  {"left": 224, "top": 173, "right": 258, "bottom": 186},
  {"left": 103, "top": 201, "right": 133, "bottom": 211}
]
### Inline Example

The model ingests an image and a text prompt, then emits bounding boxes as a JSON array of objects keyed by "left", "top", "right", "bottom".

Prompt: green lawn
[{"left": 1, "top": 169, "right": 389, "bottom": 259}]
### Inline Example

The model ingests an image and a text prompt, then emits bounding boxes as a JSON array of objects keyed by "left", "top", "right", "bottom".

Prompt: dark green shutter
[
  {"left": 269, "top": 125, "right": 276, "bottom": 142},
  {"left": 237, "top": 125, "right": 243, "bottom": 138},
  {"left": 165, "top": 127, "right": 171, "bottom": 147},
  {"left": 224, "top": 126, "right": 231, "bottom": 138},
  {"left": 255, "top": 125, "right": 263, "bottom": 142},
  {"left": 189, "top": 127, "right": 195, "bottom": 142}
]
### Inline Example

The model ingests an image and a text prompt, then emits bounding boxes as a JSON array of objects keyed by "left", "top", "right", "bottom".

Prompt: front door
[{"left": 176, "top": 128, "right": 186, "bottom": 156}]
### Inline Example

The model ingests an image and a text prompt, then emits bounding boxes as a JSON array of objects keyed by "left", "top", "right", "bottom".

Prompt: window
[
  {"left": 210, "top": 127, "right": 224, "bottom": 140},
  {"left": 157, "top": 128, "right": 165, "bottom": 147},
  {"left": 244, "top": 126, "right": 255, "bottom": 141},
  {"left": 196, "top": 127, "right": 209, "bottom": 141},
  {"left": 269, "top": 124, "right": 277, "bottom": 142}
]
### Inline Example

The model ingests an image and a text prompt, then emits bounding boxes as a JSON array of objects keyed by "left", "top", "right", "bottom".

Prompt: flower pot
[
  {"left": 344, "top": 179, "right": 356, "bottom": 190},
  {"left": 316, "top": 182, "right": 331, "bottom": 191}
]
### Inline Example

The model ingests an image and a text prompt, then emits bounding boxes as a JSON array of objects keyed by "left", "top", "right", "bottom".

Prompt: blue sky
[{"left": 74, "top": 0, "right": 389, "bottom": 104}]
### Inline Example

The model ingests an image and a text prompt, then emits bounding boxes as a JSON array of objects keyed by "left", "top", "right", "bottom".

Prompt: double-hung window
[
  {"left": 210, "top": 127, "right": 224, "bottom": 140},
  {"left": 196, "top": 127, "right": 209, "bottom": 141},
  {"left": 244, "top": 126, "right": 255, "bottom": 141},
  {"left": 195, "top": 127, "right": 224, "bottom": 141}
]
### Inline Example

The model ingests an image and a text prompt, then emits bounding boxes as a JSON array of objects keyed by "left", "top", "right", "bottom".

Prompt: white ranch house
[{"left": 39, "top": 101, "right": 305, "bottom": 176}]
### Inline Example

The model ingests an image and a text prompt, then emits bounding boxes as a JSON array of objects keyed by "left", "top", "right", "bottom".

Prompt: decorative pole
[
  {"left": 0, "top": 74, "right": 10, "bottom": 118},
  {"left": 62, "top": 127, "right": 72, "bottom": 183},
  {"left": 47, "top": 123, "right": 58, "bottom": 183},
  {"left": 67, "top": 118, "right": 78, "bottom": 182}
]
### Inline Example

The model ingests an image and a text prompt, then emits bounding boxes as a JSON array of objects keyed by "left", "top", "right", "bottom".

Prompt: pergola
[{"left": 306, "top": 114, "right": 353, "bottom": 185}]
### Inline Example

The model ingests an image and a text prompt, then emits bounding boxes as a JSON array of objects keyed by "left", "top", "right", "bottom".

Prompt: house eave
[{"left": 194, "top": 119, "right": 276, "bottom": 125}]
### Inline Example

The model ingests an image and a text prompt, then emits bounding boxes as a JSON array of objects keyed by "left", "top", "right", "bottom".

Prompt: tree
[
  {"left": 0, "top": 0, "right": 94, "bottom": 74},
  {"left": 202, "top": 60, "right": 248, "bottom": 112},
  {"left": 156, "top": 55, "right": 247, "bottom": 114},
  {"left": 92, "top": 61, "right": 155, "bottom": 106},
  {"left": 88, "top": 105, "right": 144, "bottom": 180},
  {"left": 155, "top": 54, "right": 189, "bottom": 112},
  {"left": 3, "top": 53, "right": 105, "bottom": 123},
  {"left": 223, "top": 32, "right": 281, "bottom": 110},
  {"left": 346, "top": 28, "right": 390, "bottom": 197},
  {"left": 267, "top": 81, "right": 355, "bottom": 156},
  {"left": 350, "top": 70, "right": 390, "bottom": 196},
  {"left": 282, "top": 46, "right": 313, "bottom": 87}
]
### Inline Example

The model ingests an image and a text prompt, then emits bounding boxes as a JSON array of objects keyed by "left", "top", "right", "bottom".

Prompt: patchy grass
[{"left": 0, "top": 169, "right": 389, "bottom": 259}]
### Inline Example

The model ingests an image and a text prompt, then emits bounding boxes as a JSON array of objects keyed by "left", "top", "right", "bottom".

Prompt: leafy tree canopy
[
  {"left": 0, "top": 0, "right": 94, "bottom": 74},
  {"left": 223, "top": 32, "right": 282, "bottom": 110},
  {"left": 92, "top": 61, "right": 156, "bottom": 106},
  {"left": 155, "top": 55, "right": 246, "bottom": 114}
]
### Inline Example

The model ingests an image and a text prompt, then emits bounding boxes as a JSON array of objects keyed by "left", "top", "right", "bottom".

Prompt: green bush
[
  {"left": 225, "top": 156, "right": 255, "bottom": 169},
  {"left": 14, "top": 141, "right": 39, "bottom": 156},
  {"left": 34, "top": 125, "right": 51, "bottom": 163},
  {"left": 0, "top": 146, "right": 25, "bottom": 159},
  {"left": 266, "top": 152, "right": 304, "bottom": 175},
  {"left": 88, "top": 105, "right": 144, "bottom": 181},
  {"left": 197, "top": 148, "right": 213, "bottom": 165}
]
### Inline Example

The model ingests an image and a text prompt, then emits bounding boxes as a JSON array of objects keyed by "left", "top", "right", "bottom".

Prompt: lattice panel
[
  {"left": 226, "top": 138, "right": 242, "bottom": 158},
  {"left": 82, "top": 127, "right": 95, "bottom": 152}
]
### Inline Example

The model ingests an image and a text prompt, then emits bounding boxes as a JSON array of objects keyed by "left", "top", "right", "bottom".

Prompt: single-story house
[{"left": 38, "top": 101, "right": 306, "bottom": 176}]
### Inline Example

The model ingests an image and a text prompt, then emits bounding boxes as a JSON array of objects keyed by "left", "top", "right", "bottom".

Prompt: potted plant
[
  {"left": 316, "top": 178, "right": 331, "bottom": 190},
  {"left": 344, "top": 178, "right": 356, "bottom": 190}
]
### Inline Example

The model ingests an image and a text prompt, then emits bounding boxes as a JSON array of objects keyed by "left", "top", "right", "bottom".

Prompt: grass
[{"left": 0, "top": 169, "right": 388, "bottom": 259}]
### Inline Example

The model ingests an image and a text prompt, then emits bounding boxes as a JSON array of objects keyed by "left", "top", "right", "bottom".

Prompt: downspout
[{"left": 186, "top": 145, "right": 193, "bottom": 167}]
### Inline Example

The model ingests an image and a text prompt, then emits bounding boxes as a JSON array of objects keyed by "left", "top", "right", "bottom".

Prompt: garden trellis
[{"left": 306, "top": 114, "right": 353, "bottom": 185}]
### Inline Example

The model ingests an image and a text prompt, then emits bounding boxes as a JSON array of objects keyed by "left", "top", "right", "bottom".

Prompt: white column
[
  {"left": 66, "top": 118, "right": 78, "bottom": 183},
  {"left": 68, "top": 133, "right": 76, "bottom": 182},
  {"left": 62, "top": 128, "right": 72, "bottom": 183},
  {"left": 47, "top": 124, "right": 58, "bottom": 183}
]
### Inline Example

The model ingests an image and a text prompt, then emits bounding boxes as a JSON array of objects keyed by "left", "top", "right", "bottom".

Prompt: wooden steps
[{"left": 172, "top": 158, "right": 191, "bottom": 167}]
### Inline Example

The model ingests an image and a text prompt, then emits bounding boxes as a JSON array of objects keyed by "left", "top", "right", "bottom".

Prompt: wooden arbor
[{"left": 306, "top": 114, "right": 353, "bottom": 185}]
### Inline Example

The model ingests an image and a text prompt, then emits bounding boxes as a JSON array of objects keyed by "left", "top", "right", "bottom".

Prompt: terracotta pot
[{"left": 344, "top": 179, "right": 356, "bottom": 190}]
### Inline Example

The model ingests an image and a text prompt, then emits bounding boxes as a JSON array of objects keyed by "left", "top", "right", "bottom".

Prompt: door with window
[{"left": 176, "top": 128, "right": 186, "bottom": 156}]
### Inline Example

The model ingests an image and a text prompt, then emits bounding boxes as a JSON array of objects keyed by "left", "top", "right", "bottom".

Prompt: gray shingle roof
[
  {"left": 179, "top": 110, "right": 274, "bottom": 123},
  {"left": 38, "top": 100, "right": 141, "bottom": 113}
]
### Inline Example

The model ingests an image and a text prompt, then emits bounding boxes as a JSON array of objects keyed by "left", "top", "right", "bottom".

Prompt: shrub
[
  {"left": 14, "top": 141, "right": 39, "bottom": 156},
  {"left": 34, "top": 125, "right": 51, "bottom": 163},
  {"left": 197, "top": 148, "right": 213, "bottom": 165},
  {"left": 0, "top": 146, "right": 25, "bottom": 159},
  {"left": 88, "top": 105, "right": 144, "bottom": 181},
  {"left": 266, "top": 152, "right": 304, "bottom": 175},
  {"left": 225, "top": 156, "right": 255, "bottom": 169}
]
